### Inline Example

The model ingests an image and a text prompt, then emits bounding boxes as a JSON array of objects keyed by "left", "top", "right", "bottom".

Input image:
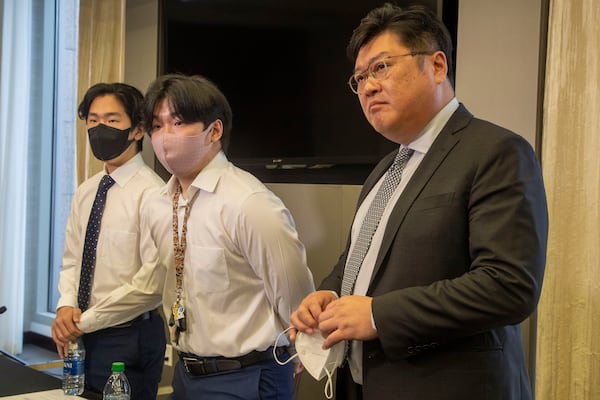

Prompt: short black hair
[
  {"left": 347, "top": 3, "right": 454, "bottom": 86},
  {"left": 142, "top": 74, "right": 233, "bottom": 153},
  {"left": 78, "top": 82, "right": 145, "bottom": 151}
]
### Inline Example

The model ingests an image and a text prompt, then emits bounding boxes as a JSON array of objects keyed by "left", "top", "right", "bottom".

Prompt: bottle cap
[{"left": 111, "top": 362, "right": 125, "bottom": 372}]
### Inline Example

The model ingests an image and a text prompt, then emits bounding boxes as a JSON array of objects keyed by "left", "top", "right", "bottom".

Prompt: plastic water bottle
[
  {"left": 102, "top": 362, "right": 131, "bottom": 400},
  {"left": 62, "top": 338, "right": 85, "bottom": 395}
]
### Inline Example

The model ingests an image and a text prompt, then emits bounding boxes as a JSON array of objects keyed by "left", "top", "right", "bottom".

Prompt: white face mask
[{"left": 274, "top": 328, "right": 345, "bottom": 399}]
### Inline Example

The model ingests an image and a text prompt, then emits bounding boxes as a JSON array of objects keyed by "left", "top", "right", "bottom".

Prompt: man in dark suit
[{"left": 290, "top": 3, "right": 548, "bottom": 400}]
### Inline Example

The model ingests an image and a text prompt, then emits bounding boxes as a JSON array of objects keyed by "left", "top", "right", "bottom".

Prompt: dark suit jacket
[{"left": 320, "top": 104, "right": 548, "bottom": 400}]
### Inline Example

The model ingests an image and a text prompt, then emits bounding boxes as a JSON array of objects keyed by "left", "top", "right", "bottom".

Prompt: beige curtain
[
  {"left": 77, "top": 0, "right": 126, "bottom": 184},
  {"left": 536, "top": 0, "right": 600, "bottom": 399}
]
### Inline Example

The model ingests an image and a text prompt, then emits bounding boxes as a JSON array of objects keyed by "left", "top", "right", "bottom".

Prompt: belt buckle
[{"left": 183, "top": 356, "right": 204, "bottom": 375}]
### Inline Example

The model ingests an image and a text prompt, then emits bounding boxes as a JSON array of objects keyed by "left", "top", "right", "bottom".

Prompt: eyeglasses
[{"left": 347, "top": 52, "right": 431, "bottom": 94}]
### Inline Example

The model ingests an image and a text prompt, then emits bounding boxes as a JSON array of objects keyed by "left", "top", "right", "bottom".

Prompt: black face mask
[{"left": 87, "top": 124, "right": 134, "bottom": 161}]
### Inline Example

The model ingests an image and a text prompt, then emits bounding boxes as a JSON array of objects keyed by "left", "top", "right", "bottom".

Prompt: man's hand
[
  {"left": 290, "top": 291, "right": 338, "bottom": 341},
  {"left": 318, "top": 295, "right": 377, "bottom": 349},
  {"left": 51, "top": 306, "right": 84, "bottom": 358}
]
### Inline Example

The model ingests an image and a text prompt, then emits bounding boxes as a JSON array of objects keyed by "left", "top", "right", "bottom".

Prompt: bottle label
[
  {"left": 71, "top": 359, "right": 84, "bottom": 375},
  {"left": 64, "top": 359, "right": 84, "bottom": 375}
]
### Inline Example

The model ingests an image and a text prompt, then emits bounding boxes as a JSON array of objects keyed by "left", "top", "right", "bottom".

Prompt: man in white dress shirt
[
  {"left": 51, "top": 83, "right": 166, "bottom": 399},
  {"left": 136, "top": 73, "right": 315, "bottom": 399}
]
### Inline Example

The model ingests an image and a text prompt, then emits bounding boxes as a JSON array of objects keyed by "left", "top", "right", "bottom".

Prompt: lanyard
[
  {"left": 172, "top": 184, "right": 192, "bottom": 301},
  {"left": 170, "top": 184, "right": 193, "bottom": 343}
]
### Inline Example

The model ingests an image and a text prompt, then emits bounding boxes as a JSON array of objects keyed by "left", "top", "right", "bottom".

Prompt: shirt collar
[
  {"left": 163, "top": 151, "right": 228, "bottom": 198},
  {"left": 106, "top": 152, "right": 145, "bottom": 187},
  {"left": 407, "top": 97, "right": 459, "bottom": 155}
]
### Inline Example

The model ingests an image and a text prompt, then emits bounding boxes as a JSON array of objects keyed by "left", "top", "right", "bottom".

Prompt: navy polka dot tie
[{"left": 77, "top": 175, "right": 116, "bottom": 311}]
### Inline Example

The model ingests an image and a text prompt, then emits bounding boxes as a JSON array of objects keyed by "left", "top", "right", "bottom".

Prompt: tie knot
[
  {"left": 99, "top": 175, "right": 116, "bottom": 191},
  {"left": 392, "top": 147, "right": 414, "bottom": 169}
]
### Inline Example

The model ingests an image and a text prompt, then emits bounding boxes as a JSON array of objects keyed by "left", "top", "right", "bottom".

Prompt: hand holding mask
[{"left": 274, "top": 327, "right": 345, "bottom": 399}]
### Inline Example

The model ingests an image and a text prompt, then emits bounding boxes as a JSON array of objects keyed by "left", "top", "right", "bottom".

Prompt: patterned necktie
[
  {"left": 77, "top": 175, "right": 116, "bottom": 311},
  {"left": 341, "top": 147, "right": 414, "bottom": 296}
]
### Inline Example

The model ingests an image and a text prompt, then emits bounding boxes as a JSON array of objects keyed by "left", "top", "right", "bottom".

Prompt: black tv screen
[{"left": 159, "top": 0, "right": 457, "bottom": 183}]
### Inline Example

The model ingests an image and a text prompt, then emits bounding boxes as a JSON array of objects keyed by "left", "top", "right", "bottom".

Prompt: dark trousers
[
  {"left": 336, "top": 366, "right": 363, "bottom": 400},
  {"left": 82, "top": 312, "right": 166, "bottom": 400},
  {"left": 169, "top": 357, "right": 294, "bottom": 400}
]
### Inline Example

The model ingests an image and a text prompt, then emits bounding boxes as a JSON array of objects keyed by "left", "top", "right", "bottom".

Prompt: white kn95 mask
[{"left": 274, "top": 327, "right": 346, "bottom": 399}]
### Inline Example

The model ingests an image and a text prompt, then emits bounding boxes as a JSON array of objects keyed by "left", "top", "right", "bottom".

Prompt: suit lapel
[{"left": 367, "top": 104, "right": 473, "bottom": 291}]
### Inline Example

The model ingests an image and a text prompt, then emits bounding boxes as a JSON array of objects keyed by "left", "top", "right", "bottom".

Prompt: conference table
[{"left": 0, "top": 353, "right": 100, "bottom": 399}]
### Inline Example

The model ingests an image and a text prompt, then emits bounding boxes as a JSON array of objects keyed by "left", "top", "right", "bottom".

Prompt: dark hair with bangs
[
  {"left": 78, "top": 82, "right": 145, "bottom": 151},
  {"left": 347, "top": 3, "right": 454, "bottom": 86},
  {"left": 143, "top": 74, "right": 233, "bottom": 153}
]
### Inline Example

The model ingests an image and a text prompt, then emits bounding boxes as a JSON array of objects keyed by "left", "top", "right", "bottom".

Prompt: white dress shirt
[
  {"left": 58, "top": 153, "right": 165, "bottom": 332},
  {"left": 160, "top": 151, "right": 315, "bottom": 356},
  {"left": 81, "top": 151, "right": 315, "bottom": 357},
  {"left": 347, "top": 98, "right": 460, "bottom": 384}
]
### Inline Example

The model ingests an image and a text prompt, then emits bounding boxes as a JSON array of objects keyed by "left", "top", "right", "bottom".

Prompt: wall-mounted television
[{"left": 159, "top": 0, "right": 457, "bottom": 184}]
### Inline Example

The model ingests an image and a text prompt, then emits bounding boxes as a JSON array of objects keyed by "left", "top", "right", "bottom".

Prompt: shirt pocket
[
  {"left": 100, "top": 229, "right": 137, "bottom": 269},
  {"left": 188, "top": 245, "right": 230, "bottom": 293}
]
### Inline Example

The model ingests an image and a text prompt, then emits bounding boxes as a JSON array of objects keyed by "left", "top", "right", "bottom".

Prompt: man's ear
[
  {"left": 130, "top": 124, "right": 145, "bottom": 141},
  {"left": 431, "top": 50, "right": 449, "bottom": 84},
  {"left": 210, "top": 119, "right": 223, "bottom": 142}
]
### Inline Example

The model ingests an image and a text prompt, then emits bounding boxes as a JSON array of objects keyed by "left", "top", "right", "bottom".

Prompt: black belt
[
  {"left": 180, "top": 346, "right": 287, "bottom": 376},
  {"left": 111, "top": 309, "right": 159, "bottom": 328}
]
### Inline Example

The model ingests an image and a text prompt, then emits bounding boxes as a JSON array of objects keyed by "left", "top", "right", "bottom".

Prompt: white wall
[
  {"left": 124, "top": 0, "right": 159, "bottom": 168},
  {"left": 455, "top": 0, "right": 542, "bottom": 147}
]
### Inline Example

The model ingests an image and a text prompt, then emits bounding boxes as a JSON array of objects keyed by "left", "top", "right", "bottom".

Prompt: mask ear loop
[
  {"left": 273, "top": 327, "right": 299, "bottom": 366},
  {"left": 324, "top": 366, "right": 334, "bottom": 399},
  {"left": 275, "top": 328, "right": 336, "bottom": 399}
]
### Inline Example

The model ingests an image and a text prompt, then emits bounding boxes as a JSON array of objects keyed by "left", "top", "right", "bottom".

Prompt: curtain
[
  {"left": 77, "top": 0, "right": 126, "bottom": 182},
  {"left": 536, "top": 0, "right": 600, "bottom": 398},
  {"left": 0, "top": 0, "right": 32, "bottom": 354}
]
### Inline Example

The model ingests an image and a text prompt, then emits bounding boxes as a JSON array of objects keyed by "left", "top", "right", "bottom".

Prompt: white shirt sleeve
[
  {"left": 238, "top": 191, "right": 315, "bottom": 328},
  {"left": 56, "top": 189, "right": 86, "bottom": 310}
]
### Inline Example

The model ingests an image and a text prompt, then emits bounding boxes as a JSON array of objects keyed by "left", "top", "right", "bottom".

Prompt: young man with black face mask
[{"left": 51, "top": 83, "right": 166, "bottom": 399}]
